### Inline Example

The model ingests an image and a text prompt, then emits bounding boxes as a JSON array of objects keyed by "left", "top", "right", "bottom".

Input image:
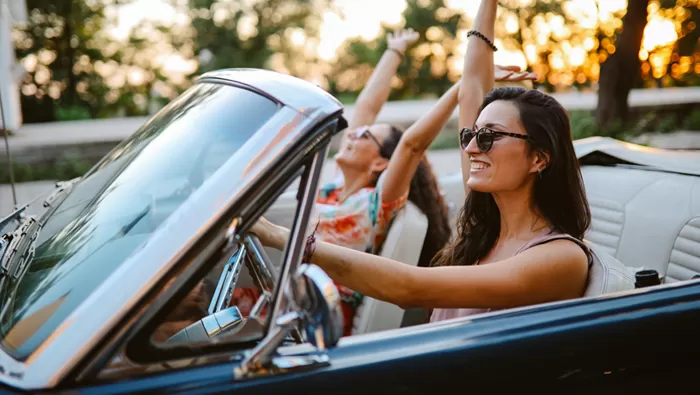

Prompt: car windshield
[{"left": 0, "top": 82, "right": 280, "bottom": 360}]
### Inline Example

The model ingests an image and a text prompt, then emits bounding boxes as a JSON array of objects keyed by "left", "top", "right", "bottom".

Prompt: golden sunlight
[{"left": 642, "top": 16, "right": 678, "bottom": 52}]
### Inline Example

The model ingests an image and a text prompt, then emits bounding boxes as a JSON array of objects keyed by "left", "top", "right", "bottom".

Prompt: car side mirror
[
  {"left": 234, "top": 263, "right": 343, "bottom": 378},
  {"left": 293, "top": 263, "right": 344, "bottom": 349}
]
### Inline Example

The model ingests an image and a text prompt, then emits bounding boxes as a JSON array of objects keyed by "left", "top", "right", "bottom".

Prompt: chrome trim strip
[
  {"left": 268, "top": 144, "right": 329, "bottom": 331},
  {"left": 209, "top": 244, "right": 246, "bottom": 314},
  {"left": 243, "top": 235, "right": 276, "bottom": 293}
]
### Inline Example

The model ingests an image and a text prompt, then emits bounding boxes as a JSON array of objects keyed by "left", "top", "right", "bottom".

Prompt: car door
[
  {"left": 66, "top": 265, "right": 700, "bottom": 395},
  {"left": 216, "top": 281, "right": 700, "bottom": 395}
]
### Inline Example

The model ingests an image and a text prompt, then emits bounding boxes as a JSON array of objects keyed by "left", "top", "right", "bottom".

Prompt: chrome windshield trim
[{"left": 268, "top": 143, "right": 329, "bottom": 332}]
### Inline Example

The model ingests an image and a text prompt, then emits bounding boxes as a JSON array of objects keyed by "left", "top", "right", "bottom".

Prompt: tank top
[{"left": 429, "top": 231, "right": 590, "bottom": 323}]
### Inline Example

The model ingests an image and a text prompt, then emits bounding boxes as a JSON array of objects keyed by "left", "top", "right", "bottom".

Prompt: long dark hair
[
  {"left": 432, "top": 87, "right": 590, "bottom": 267},
  {"left": 378, "top": 126, "right": 451, "bottom": 268}
]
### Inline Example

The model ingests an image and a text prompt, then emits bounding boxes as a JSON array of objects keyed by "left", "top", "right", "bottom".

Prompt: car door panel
[{"left": 72, "top": 282, "right": 700, "bottom": 394}]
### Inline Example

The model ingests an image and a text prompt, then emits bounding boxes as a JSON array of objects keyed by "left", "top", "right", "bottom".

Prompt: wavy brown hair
[
  {"left": 378, "top": 126, "right": 452, "bottom": 268},
  {"left": 432, "top": 87, "right": 591, "bottom": 268}
]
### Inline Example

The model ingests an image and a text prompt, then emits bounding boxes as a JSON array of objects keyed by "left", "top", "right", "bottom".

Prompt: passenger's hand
[
  {"left": 387, "top": 28, "right": 420, "bottom": 55},
  {"left": 495, "top": 65, "right": 537, "bottom": 82},
  {"left": 250, "top": 216, "right": 284, "bottom": 249}
]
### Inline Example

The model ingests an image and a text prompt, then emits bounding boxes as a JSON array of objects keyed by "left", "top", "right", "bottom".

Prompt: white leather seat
[
  {"left": 583, "top": 243, "right": 635, "bottom": 296},
  {"left": 582, "top": 165, "right": 700, "bottom": 283},
  {"left": 351, "top": 201, "right": 428, "bottom": 334}
]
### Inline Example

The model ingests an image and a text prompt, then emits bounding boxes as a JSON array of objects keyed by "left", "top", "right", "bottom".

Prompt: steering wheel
[{"left": 164, "top": 234, "right": 281, "bottom": 345}]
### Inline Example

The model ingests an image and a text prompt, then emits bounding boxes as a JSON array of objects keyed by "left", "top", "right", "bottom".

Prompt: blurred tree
[
  {"left": 179, "top": 0, "right": 330, "bottom": 78},
  {"left": 498, "top": 0, "right": 581, "bottom": 92},
  {"left": 596, "top": 0, "right": 650, "bottom": 130},
  {"left": 13, "top": 0, "right": 130, "bottom": 123},
  {"left": 110, "top": 21, "right": 182, "bottom": 117},
  {"left": 327, "top": 0, "right": 462, "bottom": 101},
  {"left": 498, "top": 0, "right": 700, "bottom": 129},
  {"left": 596, "top": 0, "right": 700, "bottom": 129}
]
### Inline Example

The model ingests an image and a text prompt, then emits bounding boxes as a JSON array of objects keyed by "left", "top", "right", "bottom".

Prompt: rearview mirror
[{"left": 234, "top": 263, "right": 343, "bottom": 378}]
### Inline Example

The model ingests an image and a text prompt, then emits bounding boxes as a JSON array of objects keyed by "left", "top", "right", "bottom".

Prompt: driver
[{"left": 252, "top": 0, "right": 590, "bottom": 323}]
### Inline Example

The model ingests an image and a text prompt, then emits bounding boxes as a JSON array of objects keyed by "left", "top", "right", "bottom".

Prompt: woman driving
[
  {"left": 155, "top": 24, "right": 539, "bottom": 341},
  {"left": 252, "top": 0, "right": 591, "bottom": 321}
]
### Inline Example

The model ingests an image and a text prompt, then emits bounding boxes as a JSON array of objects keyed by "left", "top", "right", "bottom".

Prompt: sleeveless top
[{"left": 429, "top": 231, "right": 591, "bottom": 323}]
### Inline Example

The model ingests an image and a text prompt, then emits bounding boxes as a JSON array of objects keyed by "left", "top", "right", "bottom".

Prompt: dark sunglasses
[
  {"left": 352, "top": 126, "right": 383, "bottom": 150},
  {"left": 459, "top": 127, "right": 530, "bottom": 152}
]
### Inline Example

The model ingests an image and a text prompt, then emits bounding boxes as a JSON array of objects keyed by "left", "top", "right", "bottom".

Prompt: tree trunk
[{"left": 596, "top": 0, "right": 650, "bottom": 131}]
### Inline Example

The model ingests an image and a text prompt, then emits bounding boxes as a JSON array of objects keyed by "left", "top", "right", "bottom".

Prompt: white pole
[{"left": 0, "top": 2, "right": 18, "bottom": 207}]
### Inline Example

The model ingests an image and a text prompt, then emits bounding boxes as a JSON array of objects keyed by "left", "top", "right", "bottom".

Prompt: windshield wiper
[
  {"left": 0, "top": 178, "right": 78, "bottom": 276},
  {"left": 0, "top": 216, "right": 41, "bottom": 281}
]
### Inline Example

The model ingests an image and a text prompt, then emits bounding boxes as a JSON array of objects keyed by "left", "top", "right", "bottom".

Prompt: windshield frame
[{"left": 0, "top": 79, "right": 343, "bottom": 391}]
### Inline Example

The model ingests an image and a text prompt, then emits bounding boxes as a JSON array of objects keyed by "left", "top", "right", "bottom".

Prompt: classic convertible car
[{"left": 0, "top": 69, "right": 699, "bottom": 394}]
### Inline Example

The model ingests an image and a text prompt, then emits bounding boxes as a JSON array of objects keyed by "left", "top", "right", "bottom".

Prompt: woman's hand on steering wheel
[{"left": 250, "top": 216, "right": 286, "bottom": 250}]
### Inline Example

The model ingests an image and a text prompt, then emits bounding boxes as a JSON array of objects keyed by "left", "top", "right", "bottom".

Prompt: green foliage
[
  {"left": 569, "top": 111, "right": 598, "bottom": 140},
  {"left": 0, "top": 151, "right": 96, "bottom": 183},
  {"left": 657, "top": 115, "right": 678, "bottom": 134},
  {"left": 183, "top": 0, "right": 330, "bottom": 77},
  {"left": 55, "top": 105, "right": 92, "bottom": 121},
  {"left": 13, "top": 0, "right": 180, "bottom": 124},
  {"left": 328, "top": 0, "right": 463, "bottom": 99},
  {"left": 429, "top": 130, "right": 459, "bottom": 151},
  {"left": 683, "top": 109, "right": 700, "bottom": 130},
  {"left": 13, "top": 0, "right": 122, "bottom": 123}
]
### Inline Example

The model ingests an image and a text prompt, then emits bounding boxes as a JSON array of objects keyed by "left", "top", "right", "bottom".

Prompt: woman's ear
[
  {"left": 370, "top": 156, "right": 389, "bottom": 175},
  {"left": 530, "top": 149, "right": 550, "bottom": 174}
]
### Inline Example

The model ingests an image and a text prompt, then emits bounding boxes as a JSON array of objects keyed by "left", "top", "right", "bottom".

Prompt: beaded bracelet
[
  {"left": 302, "top": 222, "right": 320, "bottom": 262},
  {"left": 467, "top": 30, "right": 498, "bottom": 52}
]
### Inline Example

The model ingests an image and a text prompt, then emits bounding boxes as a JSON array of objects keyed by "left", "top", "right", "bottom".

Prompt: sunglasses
[
  {"left": 459, "top": 127, "right": 530, "bottom": 153},
  {"left": 351, "top": 126, "right": 383, "bottom": 150}
]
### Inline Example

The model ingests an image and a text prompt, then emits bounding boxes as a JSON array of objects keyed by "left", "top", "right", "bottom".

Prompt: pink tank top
[{"left": 429, "top": 231, "right": 589, "bottom": 323}]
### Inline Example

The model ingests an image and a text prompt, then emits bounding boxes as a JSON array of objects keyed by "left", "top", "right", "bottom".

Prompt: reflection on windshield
[{"left": 0, "top": 83, "right": 280, "bottom": 360}]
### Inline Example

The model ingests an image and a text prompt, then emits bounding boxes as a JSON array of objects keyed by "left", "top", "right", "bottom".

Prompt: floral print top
[
  {"left": 309, "top": 172, "right": 408, "bottom": 336},
  {"left": 232, "top": 173, "right": 408, "bottom": 337},
  {"left": 311, "top": 172, "right": 408, "bottom": 254}
]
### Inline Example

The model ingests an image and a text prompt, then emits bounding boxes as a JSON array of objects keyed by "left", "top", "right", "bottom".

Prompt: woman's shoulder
[
  {"left": 517, "top": 231, "right": 590, "bottom": 265},
  {"left": 517, "top": 231, "right": 585, "bottom": 252}
]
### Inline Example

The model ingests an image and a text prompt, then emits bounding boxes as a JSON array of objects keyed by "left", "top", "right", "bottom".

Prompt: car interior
[{"left": 155, "top": 136, "right": 700, "bottom": 346}]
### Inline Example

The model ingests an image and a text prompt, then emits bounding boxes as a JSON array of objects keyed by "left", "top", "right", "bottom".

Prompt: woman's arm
[
  {"left": 379, "top": 82, "right": 459, "bottom": 202},
  {"left": 459, "top": 0, "right": 498, "bottom": 196},
  {"left": 255, "top": 219, "right": 588, "bottom": 310},
  {"left": 380, "top": 65, "right": 537, "bottom": 203},
  {"left": 348, "top": 29, "right": 419, "bottom": 130}
]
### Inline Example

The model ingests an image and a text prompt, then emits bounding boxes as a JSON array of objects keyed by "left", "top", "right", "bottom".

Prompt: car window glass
[
  {"left": 0, "top": 84, "right": 279, "bottom": 360},
  {"left": 150, "top": 173, "right": 302, "bottom": 346}
]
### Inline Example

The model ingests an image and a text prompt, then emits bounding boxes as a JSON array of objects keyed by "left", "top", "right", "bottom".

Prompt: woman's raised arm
[
  {"left": 379, "top": 63, "right": 536, "bottom": 204},
  {"left": 347, "top": 29, "right": 419, "bottom": 130}
]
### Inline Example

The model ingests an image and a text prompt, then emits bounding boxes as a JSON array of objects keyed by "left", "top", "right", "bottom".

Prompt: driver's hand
[{"left": 250, "top": 216, "right": 282, "bottom": 248}]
